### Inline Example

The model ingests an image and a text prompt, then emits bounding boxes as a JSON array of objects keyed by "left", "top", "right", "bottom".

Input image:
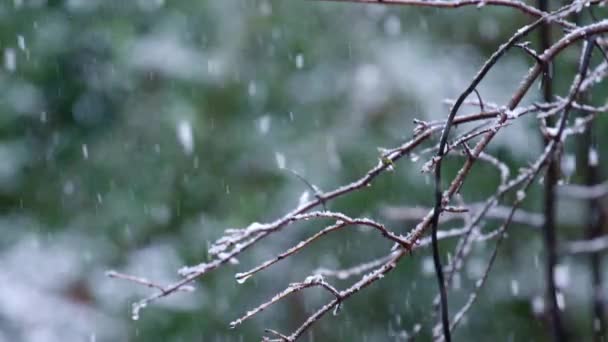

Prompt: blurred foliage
[{"left": 0, "top": 0, "right": 606, "bottom": 341}]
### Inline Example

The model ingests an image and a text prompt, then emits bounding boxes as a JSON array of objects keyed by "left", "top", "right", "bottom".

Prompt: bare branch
[
  {"left": 234, "top": 211, "right": 409, "bottom": 283},
  {"left": 562, "top": 235, "right": 608, "bottom": 255},
  {"left": 383, "top": 204, "right": 543, "bottom": 227},
  {"left": 313, "top": 251, "right": 399, "bottom": 280},
  {"left": 106, "top": 3, "right": 608, "bottom": 339},
  {"left": 558, "top": 182, "right": 608, "bottom": 199},
  {"left": 105, "top": 270, "right": 195, "bottom": 293},
  {"left": 230, "top": 275, "right": 340, "bottom": 329},
  {"left": 281, "top": 252, "right": 405, "bottom": 341}
]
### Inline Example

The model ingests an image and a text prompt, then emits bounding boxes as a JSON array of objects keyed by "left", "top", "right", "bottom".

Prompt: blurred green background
[{"left": 0, "top": 1, "right": 606, "bottom": 341}]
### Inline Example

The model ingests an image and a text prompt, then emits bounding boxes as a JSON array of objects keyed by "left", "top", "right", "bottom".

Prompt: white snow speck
[
  {"left": 275, "top": 152, "right": 286, "bottom": 169},
  {"left": 561, "top": 154, "right": 575, "bottom": 178},
  {"left": 17, "top": 35, "right": 26, "bottom": 50},
  {"left": 4, "top": 48, "right": 16, "bottom": 72},
  {"left": 82, "top": 144, "right": 89, "bottom": 159},
  {"left": 421, "top": 257, "right": 434, "bottom": 276},
  {"left": 510, "top": 279, "right": 519, "bottom": 296},
  {"left": 589, "top": 147, "right": 598, "bottom": 166},
  {"left": 298, "top": 191, "right": 310, "bottom": 208},
  {"left": 554, "top": 264, "right": 569, "bottom": 288},
  {"left": 556, "top": 292, "right": 565, "bottom": 310},
  {"left": 295, "top": 54, "right": 304, "bottom": 69},
  {"left": 176, "top": 120, "right": 194, "bottom": 155},
  {"left": 257, "top": 115, "right": 271, "bottom": 135},
  {"left": 531, "top": 296, "right": 544, "bottom": 315},
  {"left": 248, "top": 81, "right": 257, "bottom": 97}
]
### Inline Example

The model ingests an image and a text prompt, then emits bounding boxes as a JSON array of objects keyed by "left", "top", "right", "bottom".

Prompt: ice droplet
[
  {"left": 132, "top": 302, "right": 147, "bottom": 321},
  {"left": 589, "top": 147, "right": 598, "bottom": 166},
  {"left": 235, "top": 273, "right": 252, "bottom": 284},
  {"left": 333, "top": 303, "right": 342, "bottom": 316}
]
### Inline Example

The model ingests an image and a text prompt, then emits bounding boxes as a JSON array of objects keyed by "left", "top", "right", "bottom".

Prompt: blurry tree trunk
[
  {"left": 577, "top": 123, "right": 607, "bottom": 342},
  {"left": 538, "top": 0, "right": 567, "bottom": 339}
]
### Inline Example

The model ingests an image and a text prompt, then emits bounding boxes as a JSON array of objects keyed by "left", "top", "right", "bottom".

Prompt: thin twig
[
  {"left": 105, "top": 270, "right": 195, "bottom": 293},
  {"left": 230, "top": 275, "right": 340, "bottom": 329},
  {"left": 234, "top": 211, "right": 409, "bottom": 282}
]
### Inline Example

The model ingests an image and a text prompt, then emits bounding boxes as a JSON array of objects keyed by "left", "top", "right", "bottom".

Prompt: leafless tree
[{"left": 108, "top": 1, "right": 608, "bottom": 340}]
